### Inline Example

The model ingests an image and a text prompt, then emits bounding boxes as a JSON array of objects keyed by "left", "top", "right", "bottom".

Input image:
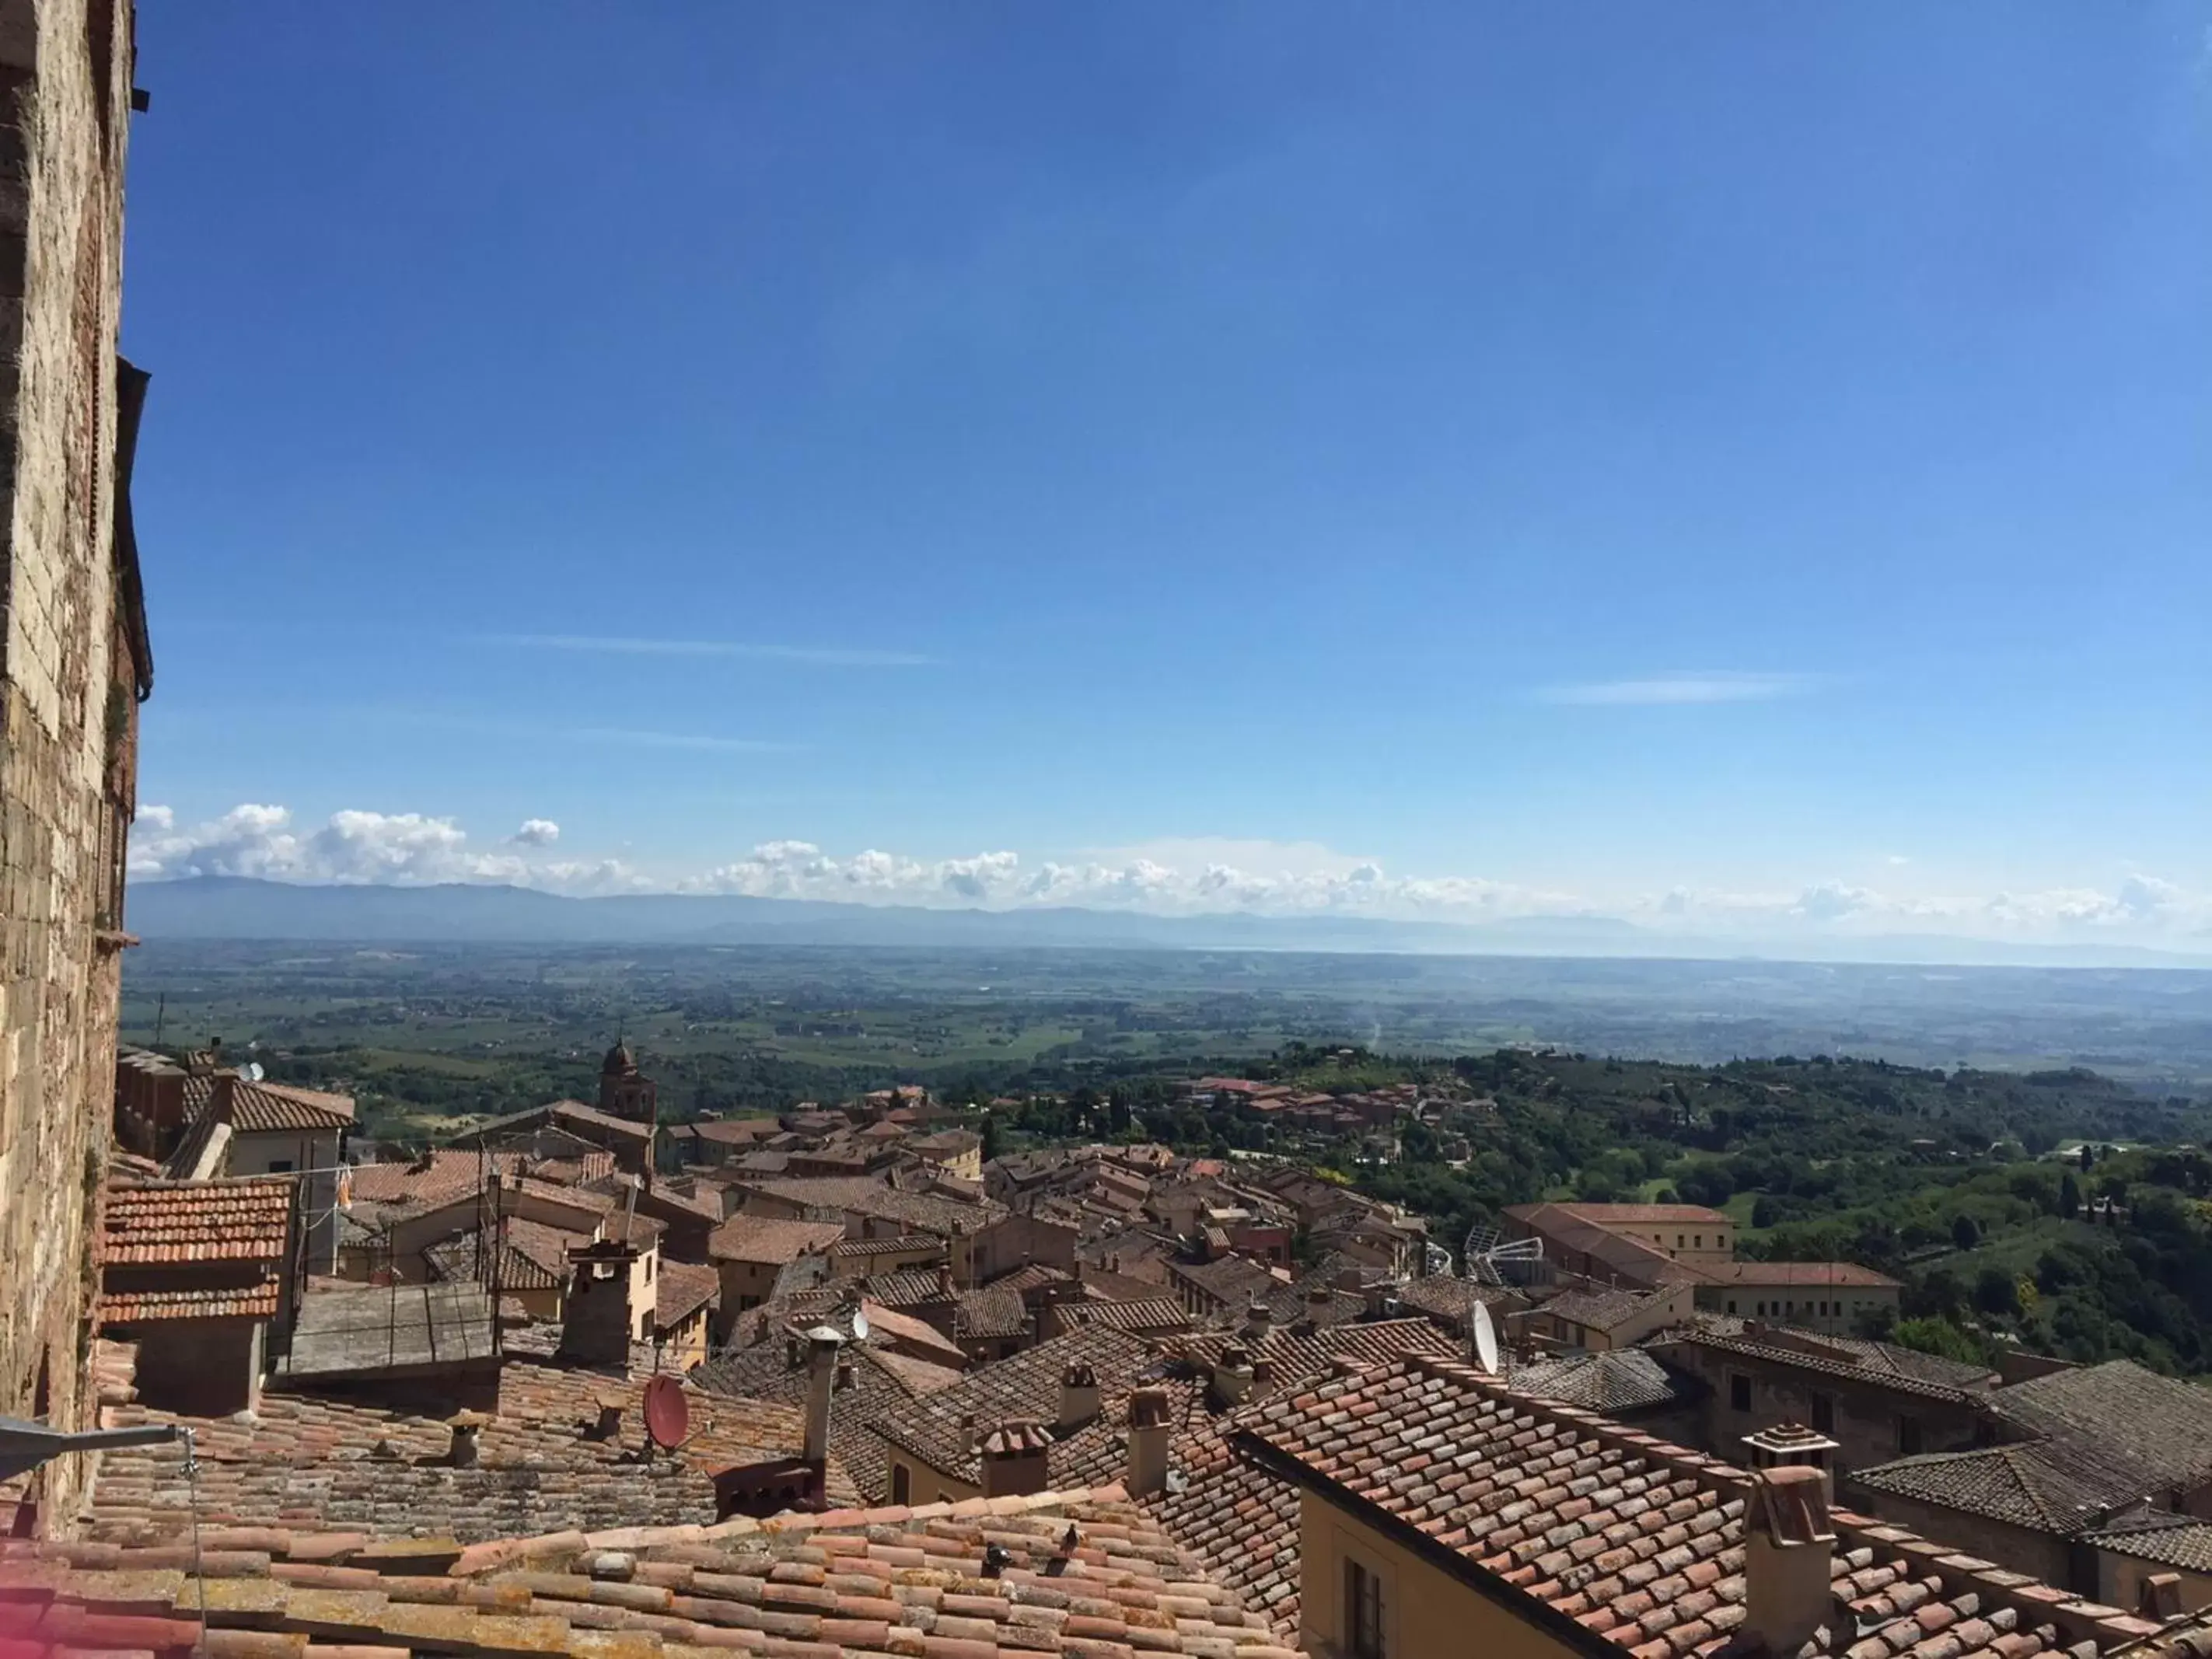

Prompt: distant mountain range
[{"left": 121, "top": 876, "right": 2212, "bottom": 969}]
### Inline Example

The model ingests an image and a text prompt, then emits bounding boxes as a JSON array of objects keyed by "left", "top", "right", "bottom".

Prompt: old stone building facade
[{"left": 0, "top": 0, "right": 147, "bottom": 1534}]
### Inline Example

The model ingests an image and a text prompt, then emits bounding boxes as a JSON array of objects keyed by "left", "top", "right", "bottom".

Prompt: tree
[
  {"left": 1974, "top": 1266, "right": 2018, "bottom": 1316},
  {"left": 2059, "top": 1172, "right": 2081, "bottom": 1220},
  {"left": 1952, "top": 1214, "right": 1982, "bottom": 1252},
  {"left": 2080, "top": 1143, "right": 2096, "bottom": 1172},
  {"left": 980, "top": 1112, "right": 1002, "bottom": 1163}
]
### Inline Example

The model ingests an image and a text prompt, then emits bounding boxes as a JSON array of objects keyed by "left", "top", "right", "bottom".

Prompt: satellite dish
[
  {"left": 641, "top": 1375, "right": 690, "bottom": 1451},
  {"left": 1471, "top": 1301, "right": 1501, "bottom": 1376},
  {"left": 851, "top": 1308, "right": 870, "bottom": 1343},
  {"left": 246, "top": 1063, "right": 265, "bottom": 1082}
]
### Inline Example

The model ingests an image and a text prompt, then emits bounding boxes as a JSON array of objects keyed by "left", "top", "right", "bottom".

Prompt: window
[
  {"left": 1347, "top": 1557, "right": 1386, "bottom": 1659},
  {"left": 1727, "top": 1300, "right": 1738, "bottom": 1315},
  {"left": 1676, "top": 1235, "right": 1685, "bottom": 1249},
  {"left": 1730, "top": 1373, "right": 1752, "bottom": 1412},
  {"left": 1810, "top": 1391, "right": 1834, "bottom": 1434},
  {"left": 1695, "top": 1235, "right": 1704, "bottom": 1249},
  {"left": 890, "top": 1464, "right": 910, "bottom": 1504},
  {"left": 267, "top": 1159, "right": 293, "bottom": 1173},
  {"left": 1756, "top": 1301, "right": 1766, "bottom": 1316},
  {"left": 1898, "top": 1415, "right": 1924, "bottom": 1455}
]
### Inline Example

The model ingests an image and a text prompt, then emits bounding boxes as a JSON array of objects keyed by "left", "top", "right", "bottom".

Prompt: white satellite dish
[
  {"left": 245, "top": 1062, "right": 265, "bottom": 1082},
  {"left": 851, "top": 1308, "right": 870, "bottom": 1343},
  {"left": 1471, "top": 1300, "right": 1500, "bottom": 1375}
]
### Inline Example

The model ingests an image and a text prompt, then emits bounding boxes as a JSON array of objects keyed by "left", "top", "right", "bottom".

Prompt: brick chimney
[
  {"left": 1242, "top": 1299, "right": 1273, "bottom": 1343},
  {"left": 802, "top": 1329, "right": 839, "bottom": 1464},
  {"left": 979, "top": 1419, "right": 1054, "bottom": 1498},
  {"left": 1057, "top": 1362, "right": 1101, "bottom": 1432},
  {"left": 1127, "top": 1385, "right": 1172, "bottom": 1497},
  {"left": 1743, "top": 1465, "right": 1836, "bottom": 1657},
  {"left": 559, "top": 1240, "right": 645, "bottom": 1368}
]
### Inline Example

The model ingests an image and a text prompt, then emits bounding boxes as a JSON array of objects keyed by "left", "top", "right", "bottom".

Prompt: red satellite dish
[{"left": 642, "top": 1374, "right": 689, "bottom": 1451}]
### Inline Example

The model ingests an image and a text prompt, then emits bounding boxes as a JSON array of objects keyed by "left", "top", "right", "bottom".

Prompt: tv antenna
[{"left": 1463, "top": 1222, "right": 1543, "bottom": 1287}]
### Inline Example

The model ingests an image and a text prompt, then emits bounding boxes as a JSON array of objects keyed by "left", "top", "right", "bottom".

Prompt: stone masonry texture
[{"left": 0, "top": 0, "right": 138, "bottom": 1536}]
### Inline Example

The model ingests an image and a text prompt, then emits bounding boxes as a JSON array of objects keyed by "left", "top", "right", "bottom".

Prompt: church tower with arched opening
[{"left": 598, "top": 1039, "right": 658, "bottom": 1125}]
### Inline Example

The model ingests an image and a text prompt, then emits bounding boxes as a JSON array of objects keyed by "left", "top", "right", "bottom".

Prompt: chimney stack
[
  {"left": 1058, "top": 1362, "right": 1102, "bottom": 1432},
  {"left": 802, "top": 1329, "right": 839, "bottom": 1464},
  {"left": 978, "top": 1419, "right": 1054, "bottom": 1498},
  {"left": 1213, "top": 1344, "right": 1256, "bottom": 1406},
  {"left": 1743, "top": 1465, "right": 1836, "bottom": 1657},
  {"left": 1362, "top": 1280, "right": 1399, "bottom": 1320},
  {"left": 447, "top": 1413, "right": 484, "bottom": 1468},
  {"left": 2140, "top": 1574, "right": 2186, "bottom": 1621},
  {"left": 958, "top": 1413, "right": 979, "bottom": 1457},
  {"left": 1127, "top": 1385, "right": 1172, "bottom": 1497},
  {"left": 1742, "top": 1423, "right": 1840, "bottom": 1503},
  {"left": 1242, "top": 1300, "right": 1273, "bottom": 1343}
]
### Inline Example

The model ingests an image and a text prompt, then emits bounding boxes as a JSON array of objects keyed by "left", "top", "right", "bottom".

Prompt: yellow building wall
[
  {"left": 882, "top": 1448, "right": 980, "bottom": 1507},
  {"left": 1298, "top": 1490, "right": 1585, "bottom": 1659},
  {"left": 2097, "top": 1550, "right": 2212, "bottom": 1617}
]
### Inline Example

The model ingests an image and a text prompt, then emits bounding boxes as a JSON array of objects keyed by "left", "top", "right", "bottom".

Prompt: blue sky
[{"left": 124, "top": 4, "right": 2212, "bottom": 948}]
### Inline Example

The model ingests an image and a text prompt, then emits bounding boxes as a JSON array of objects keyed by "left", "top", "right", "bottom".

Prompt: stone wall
[{"left": 0, "top": 0, "right": 136, "bottom": 1535}]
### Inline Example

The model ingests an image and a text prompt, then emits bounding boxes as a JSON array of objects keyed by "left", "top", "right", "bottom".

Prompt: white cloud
[
  {"left": 128, "top": 802, "right": 2212, "bottom": 948},
  {"left": 130, "top": 803, "right": 643, "bottom": 895},
  {"left": 480, "top": 634, "right": 934, "bottom": 668},
  {"left": 1538, "top": 672, "right": 1816, "bottom": 707}
]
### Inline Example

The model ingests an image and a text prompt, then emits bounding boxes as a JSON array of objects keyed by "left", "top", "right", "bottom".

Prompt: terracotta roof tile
[
  {"left": 101, "top": 1176, "right": 292, "bottom": 1266},
  {"left": 5, "top": 1487, "right": 1290, "bottom": 1657},
  {"left": 1239, "top": 1352, "right": 2143, "bottom": 1659},
  {"left": 655, "top": 1260, "right": 721, "bottom": 1330},
  {"left": 83, "top": 1357, "right": 854, "bottom": 1545}
]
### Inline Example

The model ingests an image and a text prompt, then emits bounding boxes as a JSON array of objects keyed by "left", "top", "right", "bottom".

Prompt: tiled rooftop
[
  {"left": 86, "top": 1351, "right": 856, "bottom": 1544},
  {"left": 1704, "top": 1261, "right": 1903, "bottom": 1289},
  {"left": 1543, "top": 1284, "right": 1672, "bottom": 1333},
  {"left": 1848, "top": 1441, "right": 2150, "bottom": 1537},
  {"left": 828, "top": 1232, "right": 946, "bottom": 1259},
  {"left": 1655, "top": 1322, "right": 1990, "bottom": 1404},
  {"left": 1991, "top": 1362, "right": 2212, "bottom": 1493},
  {"left": 101, "top": 1175, "right": 293, "bottom": 1266},
  {"left": 956, "top": 1283, "right": 1033, "bottom": 1341},
  {"left": 871, "top": 1327, "right": 1163, "bottom": 1490},
  {"left": 695, "top": 1335, "right": 952, "bottom": 1502},
  {"left": 187, "top": 1074, "right": 358, "bottom": 1133},
  {"left": 1238, "top": 1351, "right": 2173, "bottom": 1659},
  {"left": 2081, "top": 1515, "right": 2212, "bottom": 1574},
  {"left": 1148, "top": 1425, "right": 1305, "bottom": 1640},
  {"left": 1047, "top": 1295, "right": 1192, "bottom": 1338},
  {"left": 739, "top": 1175, "right": 1006, "bottom": 1236},
  {"left": 1, "top": 1484, "right": 1300, "bottom": 1659},
  {"left": 1511, "top": 1349, "right": 1693, "bottom": 1416},
  {"left": 654, "top": 1259, "right": 721, "bottom": 1329},
  {"left": 706, "top": 1213, "right": 847, "bottom": 1265}
]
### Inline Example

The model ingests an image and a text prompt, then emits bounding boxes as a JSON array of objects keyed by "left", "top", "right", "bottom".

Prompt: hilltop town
[
  {"left": 13, "top": 1036, "right": 2212, "bottom": 1658},
  {"left": 2, "top": 6, "right": 2208, "bottom": 1659}
]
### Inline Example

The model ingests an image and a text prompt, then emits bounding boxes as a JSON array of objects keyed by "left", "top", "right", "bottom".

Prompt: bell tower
[{"left": 598, "top": 1039, "right": 657, "bottom": 1124}]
